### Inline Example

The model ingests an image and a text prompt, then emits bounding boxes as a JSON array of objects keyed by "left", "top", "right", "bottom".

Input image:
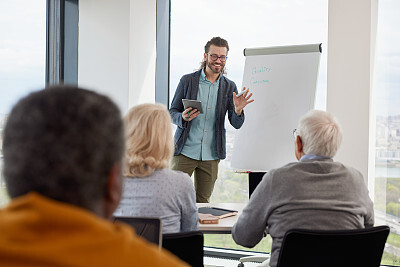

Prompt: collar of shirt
[
  {"left": 201, "top": 68, "right": 222, "bottom": 83},
  {"left": 300, "top": 154, "right": 331, "bottom": 161}
]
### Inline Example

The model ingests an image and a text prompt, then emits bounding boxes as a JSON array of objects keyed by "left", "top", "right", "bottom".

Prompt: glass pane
[
  {"left": 375, "top": 0, "right": 400, "bottom": 265},
  {"left": 0, "top": 1, "right": 46, "bottom": 207},
  {"left": 170, "top": 0, "right": 327, "bottom": 253}
]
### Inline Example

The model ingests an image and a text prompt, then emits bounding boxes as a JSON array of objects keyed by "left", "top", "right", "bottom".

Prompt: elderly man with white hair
[{"left": 232, "top": 110, "right": 374, "bottom": 267}]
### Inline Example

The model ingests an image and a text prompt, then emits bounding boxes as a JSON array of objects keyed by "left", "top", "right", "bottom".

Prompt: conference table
[{"left": 196, "top": 202, "right": 247, "bottom": 234}]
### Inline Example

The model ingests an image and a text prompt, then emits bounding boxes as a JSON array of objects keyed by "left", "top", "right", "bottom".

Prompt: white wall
[
  {"left": 129, "top": 0, "right": 156, "bottom": 109},
  {"left": 78, "top": 0, "right": 156, "bottom": 115},
  {"left": 327, "top": 0, "right": 378, "bottom": 196}
]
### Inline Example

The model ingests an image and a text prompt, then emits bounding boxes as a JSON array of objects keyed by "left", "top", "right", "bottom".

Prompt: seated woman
[{"left": 115, "top": 103, "right": 198, "bottom": 234}]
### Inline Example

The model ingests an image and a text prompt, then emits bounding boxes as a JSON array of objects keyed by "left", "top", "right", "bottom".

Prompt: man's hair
[
  {"left": 200, "top": 36, "right": 229, "bottom": 72},
  {"left": 2, "top": 85, "right": 124, "bottom": 210},
  {"left": 123, "top": 103, "right": 173, "bottom": 177},
  {"left": 297, "top": 110, "right": 342, "bottom": 158}
]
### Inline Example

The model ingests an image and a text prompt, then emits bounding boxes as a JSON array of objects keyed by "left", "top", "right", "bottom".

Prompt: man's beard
[{"left": 207, "top": 59, "right": 225, "bottom": 74}]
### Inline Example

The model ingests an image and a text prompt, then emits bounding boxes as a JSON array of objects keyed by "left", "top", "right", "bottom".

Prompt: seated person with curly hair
[{"left": 115, "top": 103, "right": 198, "bottom": 234}]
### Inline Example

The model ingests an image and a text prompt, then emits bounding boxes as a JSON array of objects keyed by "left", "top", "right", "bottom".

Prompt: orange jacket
[{"left": 0, "top": 193, "right": 187, "bottom": 267}]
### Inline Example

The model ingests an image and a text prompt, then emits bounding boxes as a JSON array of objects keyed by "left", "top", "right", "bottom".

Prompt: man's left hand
[{"left": 233, "top": 87, "right": 254, "bottom": 115}]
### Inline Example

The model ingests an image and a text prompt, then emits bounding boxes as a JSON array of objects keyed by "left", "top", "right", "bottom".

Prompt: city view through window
[{"left": 373, "top": 1, "right": 400, "bottom": 264}]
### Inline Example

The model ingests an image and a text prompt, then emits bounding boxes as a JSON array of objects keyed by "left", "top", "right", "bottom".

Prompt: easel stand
[{"left": 248, "top": 172, "right": 266, "bottom": 198}]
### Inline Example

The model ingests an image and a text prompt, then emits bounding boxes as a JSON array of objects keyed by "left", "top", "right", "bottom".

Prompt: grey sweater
[{"left": 232, "top": 158, "right": 374, "bottom": 267}]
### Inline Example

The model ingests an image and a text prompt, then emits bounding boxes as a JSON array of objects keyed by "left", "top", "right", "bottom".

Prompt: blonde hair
[{"left": 123, "top": 103, "right": 174, "bottom": 177}]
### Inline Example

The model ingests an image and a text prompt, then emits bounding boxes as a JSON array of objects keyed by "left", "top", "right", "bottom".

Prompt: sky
[
  {"left": 0, "top": 0, "right": 399, "bottom": 116},
  {"left": 375, "top": 0, "right": 400, "bottom": 116},
  {"left": 0, "top": 1, "right": 46, "bottom": 114}
]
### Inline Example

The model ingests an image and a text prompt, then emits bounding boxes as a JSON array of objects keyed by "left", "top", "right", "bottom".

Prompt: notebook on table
[
  {"left": 198, "top": 213, "right": 219, "bottom": 224},
  {"left": 198, "top": 207, "right": 238, "bottom": 219}
]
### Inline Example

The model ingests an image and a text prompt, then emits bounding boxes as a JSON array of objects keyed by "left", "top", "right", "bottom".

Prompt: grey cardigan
[
  {"left": 169, "top": 70, "right": 245, "bottom": 159},
  {"left": 232, "top": 158, "right": 374, "bottom": 267}
]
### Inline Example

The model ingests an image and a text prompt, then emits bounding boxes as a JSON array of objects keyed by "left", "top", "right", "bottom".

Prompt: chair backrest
[
  {"left": 162, "top": 231, "right": 204, "bottom": 267},
  {"left": 276, "top": 225, "right": 390, "bottom": 267},
  {"left": 114, "top": 216, "right": 162, "bottom": 249}
]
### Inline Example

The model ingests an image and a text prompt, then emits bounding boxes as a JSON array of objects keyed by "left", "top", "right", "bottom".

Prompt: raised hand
[{"left": 233, "top": 87, "right": 254, "bottom": 114}]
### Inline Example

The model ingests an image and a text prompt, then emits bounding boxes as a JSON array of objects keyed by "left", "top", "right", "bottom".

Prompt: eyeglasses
[
  {"left": 209, "top": 54, "right": 228, "bottom": 62},
  {"left": 292, "top": 129, "right": 298, "bottom": 139}
]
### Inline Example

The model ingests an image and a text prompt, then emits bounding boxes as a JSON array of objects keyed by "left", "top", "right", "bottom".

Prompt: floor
[
  {"left": 203, "top": 247, "right": 392, "bottom": 267},
  {"left": 203, "top": 247, "right": 269, "bottom": 267},
  {"left": 204, "top": 256, "right": 262, "bottom": 267}
]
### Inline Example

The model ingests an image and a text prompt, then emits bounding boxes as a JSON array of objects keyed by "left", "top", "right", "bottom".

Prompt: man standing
[
  {"left": 232, "top": 110, "right": 374, "bottom": 267},
  {"left": 170, "top": 37, "right": 254, "bottom": 203},
  {"left": 0, "top": 86, "right": 186, "bottom": 266}
]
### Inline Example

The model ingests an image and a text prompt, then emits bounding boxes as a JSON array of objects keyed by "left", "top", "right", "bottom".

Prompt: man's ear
[
  {"left": 204, "top": 52, "right": 207, "bottom": 61},
  {"left": 104, "top": 163, "right": 122, "bottom": 220},
  {"left": 295, "top": 135, "right": 304, "bottom": 160}
]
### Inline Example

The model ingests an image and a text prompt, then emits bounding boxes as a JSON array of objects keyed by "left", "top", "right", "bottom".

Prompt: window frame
[
  {"left": 155, "top": 0, "right": 171, "bottom": 106},
  {"left": 46, "top": 0, "right": 78, "bottom": 86}
]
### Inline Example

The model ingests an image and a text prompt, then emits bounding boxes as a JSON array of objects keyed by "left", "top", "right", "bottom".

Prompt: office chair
[
  {"left": 277, "top": 226, "right": 389, "bottom": 267},
  {"left": 162, "top": 231, "right": 204, "bottom": 267},
  {"left": 238, "top": 225, "right": 390, "bottom": 267},
  {"left": 113, "top": 216, "right": 162, "bottom": 249}
]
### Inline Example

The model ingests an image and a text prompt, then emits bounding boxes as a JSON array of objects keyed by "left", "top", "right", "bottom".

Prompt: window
[
  {"left": 0, "top": 1, "right": 46, "bottom": 206},
  {"left": 375, "top": 0, "right": 400, "bottom": 265},
  {"left": 170, "top": 0, "right": 328, "bottom": 253}
]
